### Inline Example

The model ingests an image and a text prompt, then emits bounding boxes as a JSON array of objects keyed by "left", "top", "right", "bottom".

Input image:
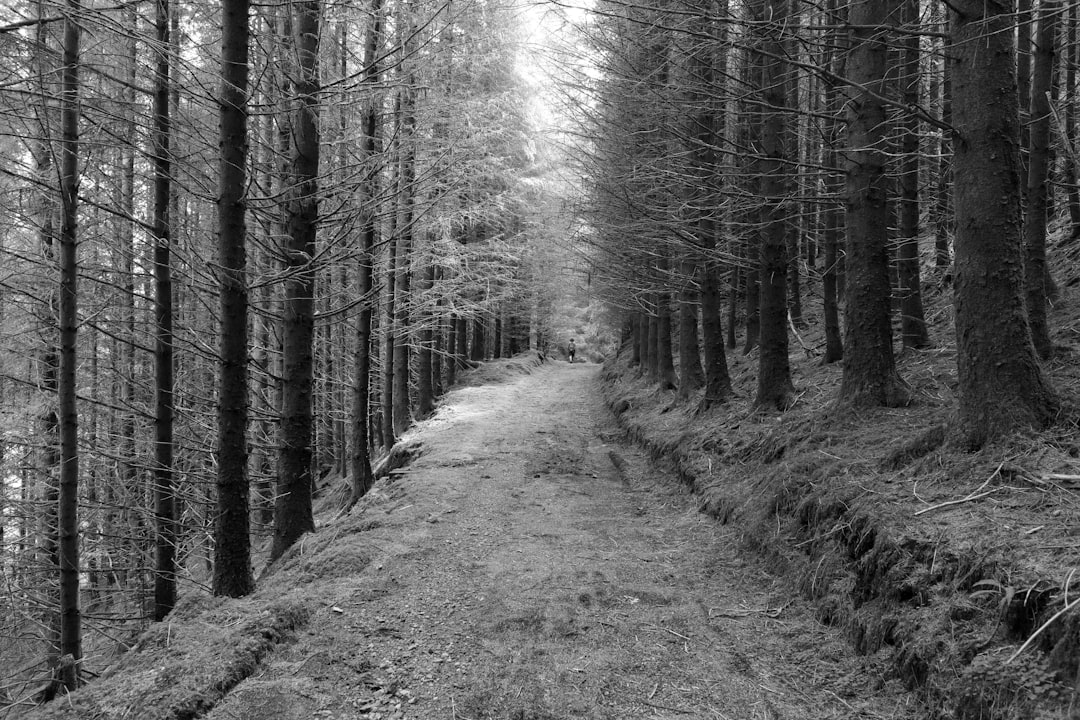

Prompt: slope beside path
[{"left": 22, "top": 358, "right": 917, "bottom": 720}]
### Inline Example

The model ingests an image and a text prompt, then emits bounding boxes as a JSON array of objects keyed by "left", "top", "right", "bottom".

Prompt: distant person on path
[{"left": 567, "top": 339, "right": 576, "bottom": 363}]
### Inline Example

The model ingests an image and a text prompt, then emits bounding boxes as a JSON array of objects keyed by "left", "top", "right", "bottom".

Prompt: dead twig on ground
[
  {"left": 709, "top": 602, "right": 791, "bottom": 619},
  {"left": 914, "top": 462, "right": 1004, "bottom": 516}
]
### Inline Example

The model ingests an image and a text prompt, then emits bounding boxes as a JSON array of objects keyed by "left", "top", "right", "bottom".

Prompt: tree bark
[
  {"left": 391, "top": 208, "right": 413, "bottom": 438},
  {"left": 752, "top": 0, "right": 794, "bottom": 410},
  {"left": 57, "top": 0, "right": 82, "bottom": 688},
  {"left": 655, "top": 292, "right": 678, "bottom": 391},
  {"left": 677, "top": 256, "right": 704, "bottom": 399},
  {"left": 695, "top": 0, "right": 732, "bottom": 410},
  {"left": 351, "top": 0, "right": 383, "bottom": 505},
  {"left": 1024, "top": 0, "right": 1058, "bottom": 360},
  {"left": 417, "top": 256, "right": 436, "bottom": 418},
  {"left": 898, "top": 0, "right": 929, "bottom": 350},
  {"left": 822, "top": 0, "right": 844, "bottom": 364},
  {"left": 273, "top": 0, "right": 321, "bottom": 560},
  {"left": 152, "top": 0, "right": 177, "bottom": 620},
  {"left": 1065, "top": 2, "right": 1080, "bottom": 238},
  {"left": 949, "top": 0, "right": 1058, "bottom": 447},
  {"left": 934, "top": 0, "right": 953, "bottom": 269},
  {"left": 382, "top": 229, "right": 397, "bottom": 449},
  {"left": 214, "top": 0, "right": 255, "bottom": 597},
  {"left": 838, "top": 0, "right": 909, "bottom": 408}
]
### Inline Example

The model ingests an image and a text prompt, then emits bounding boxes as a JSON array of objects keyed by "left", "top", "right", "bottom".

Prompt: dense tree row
[
  {"left": 0, "top": 0, "right": 559, "bottom": 704},
  {"left": 573, "top": 0, "right": 1066, "bottom": 442}
]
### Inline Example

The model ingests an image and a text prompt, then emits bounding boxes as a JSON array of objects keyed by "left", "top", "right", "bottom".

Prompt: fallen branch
[
  {"left": 914, "top": 462, "right": 1003, "bottom": 516},
  {"left": 1008, "top": 595, "right": 1080, "bottom": 664},
  {"left": 1042, "top": 473, "right": 1080, "bottom": 483},
  {"left": 788, "top": 311, "right": 816, "bottom": 357}
]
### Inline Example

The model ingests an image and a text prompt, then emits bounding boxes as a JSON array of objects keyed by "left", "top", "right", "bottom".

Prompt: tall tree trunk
[
  {"left": 382, "top": 231, "right": 397, "bottom": 449},
  {"left": 1024, "top": 0, "right": 1058, "bottom": 360},
  {"left": 1018, "top": 0, "right": 1033, "bottom": 191},
  {"left": 934, "top": 0, "right": 953, "bottom": 269},
  {"left": 454, "top": 316, "right": 468, "bottom": 371},
  {"left": 645, "top": 305, "right": 659, "bottom": 378},
  {"left": 677, "top": 256, "right": 704, "bottom": 399},
  {"left": 32, "top": 0, "right": 62, "bottom": 680},
  {"left": 696, "top": 0, "right": 732, "bottom": 410},
  {"left": 725, "top": 265, "right": 738, "bottom": 349},
  {"left": 898, "top": 0, "right": 929, "bottom": 350},
  {"left": 699, "top": 251, "right": 732, "bottom": 408},
  {"left": 432, "top": 275, "right": 444, "bottom": 397},
  {"left": 950, "top": 0, "right": 1058, "bottom": 447},
  {"left": 119, "top": 4, "right": 140, "bottom": 601},
  {"left": 470, "top": 315, "right": 486, "bottom": 362},
  {"left": 446, "top": 314, "right": 458, "bottom": 386},
  {"left": 56, "top": 0, "right": 82, "bottom": 689},
  {"left": 655, "top": 291, "right": 678, "bottom": 391},
  {"left": 838, "top": 0, "right": 909, "bottom": 407},
  {"left": 1065, "top": 1, "right": 1080, "bottom": 238},
  {"left": 417, "top": 256, "right": 436, "bottom": 418},
  {"left": 351, "top": 0, "right": 383, "bottom": 505},
  {"left": 214, "top": 0, "right": 255, "bottom": 597},
  {"left": 391, "top": 11, "right": 418, "bottom": 439},
  {"left": 391, "top": 213, "right": 412, "bottom": 438},
  {"left": 822, "top": 0, "right": 844, "bottom": 364},
  {"left": 152, "top": 0, "right": 177, "bottom": 621},
  {"left": 637, "top": 312, "right": 649, "bottom": 372},
  {"left": 753, "top": 0, "right": 794, "bottom": 409},
  {"left": 273, "top": 0, "right": 321, "bottom": 561},
  {"left": 741, "top": 263, "right": 759, "bottom": 354},
  {"left": 785, "top": 4, "right": 803, "bottom": 329}
]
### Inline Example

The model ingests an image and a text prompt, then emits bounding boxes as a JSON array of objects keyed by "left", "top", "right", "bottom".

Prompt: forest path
[{"left": 206, "top": 360, "right": 915, "bottom": 720}]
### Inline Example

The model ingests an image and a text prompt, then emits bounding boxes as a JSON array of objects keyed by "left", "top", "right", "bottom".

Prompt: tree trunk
[
  {"left": 695, "top": 0, "right": 732, "bottom": 410},
  {"left": 446, "top": 314, "right": 458, "bottom": 385},
  {"left": 934, "top": 3, "right": 953, "bottom": 269},
  {"left": 677, "top": 256, "right": 704, "bottom": 399},
  {"left": 351, "top": 0, "right": 383, "bottom": 505},
  {"left": 838, "top": 0, "right": 909, "bottom": 407},
  {"left": 152, "top": 0, "right": 177, "bottom": 620},
  {"left": 1018, "top": 0, "right": 1032, "bottom": 190},
  {"left": 822, "top": 0, "right": 844, "bottom": 364},
  {"left": 382, "top": 231, "right": 397, "bottom": 449},
  {"left": 655, "top": 292, "right": 678, "bottom": 391},
  {"left": 742, "top": 262, "right": 759, "bottom": 355},
  {"left": 454, "top": 316, "right": 468, "bottom": 371},
  {"left": 57, "top": 0, "right": 82, "bottom": 688},
  {"left": 646, "top": 306, "right": 659, "bottom": 379},
  {"left": 272, "top": 0, "right": 321, "bottom": 561},
  {"left": 637, "top": 312, "right": 649, "bottom": 371},
  {"left": 432, "top": 275, "right": 444, "bottom": 397},
  {"left": 214, "top": 0, "right": 255, "bottom": 597},
  {"left": 417, "top": 256, "right": 436, "bottom": 418},
  {"left": 949, "top": 0, "right": 1058, "bottom": 447},
  {"left": 470, "top": 315, "right": 486, "bottom": 362},
  {"left": 753, "top": 0, "right": 794, "bottom": 410},
  {"left": 391, "top": 211, "right": 412, "bottom": 438},
  {"left": 1065, "top": 2, "right": 1080, "bottom": 238},
  {"left": 725, "top": 265, "right": 738, "bottom": 349},
  {"left": 898, "top": 0, "right": 929, "bottom": 350},
  {"left": 1024, "top": 0, "right": 1058, "bottom": 360}
]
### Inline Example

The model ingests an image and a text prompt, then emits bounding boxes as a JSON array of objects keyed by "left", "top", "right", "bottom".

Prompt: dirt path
[{"left": 205, "top": 361, "right": 917, "bottom": 720}]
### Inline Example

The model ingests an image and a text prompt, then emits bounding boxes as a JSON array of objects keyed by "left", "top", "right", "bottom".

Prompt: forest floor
[
  {"left": 598, "top": 249, "right": 1080, "bottom": 720},
  {"left": 18, "top": 356, "right": 919, "bottom": 720}
]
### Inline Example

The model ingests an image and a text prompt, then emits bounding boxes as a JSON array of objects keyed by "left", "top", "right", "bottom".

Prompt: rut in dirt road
[{"left": 205, "top": 359, "right": 918, "bottom": 720}]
